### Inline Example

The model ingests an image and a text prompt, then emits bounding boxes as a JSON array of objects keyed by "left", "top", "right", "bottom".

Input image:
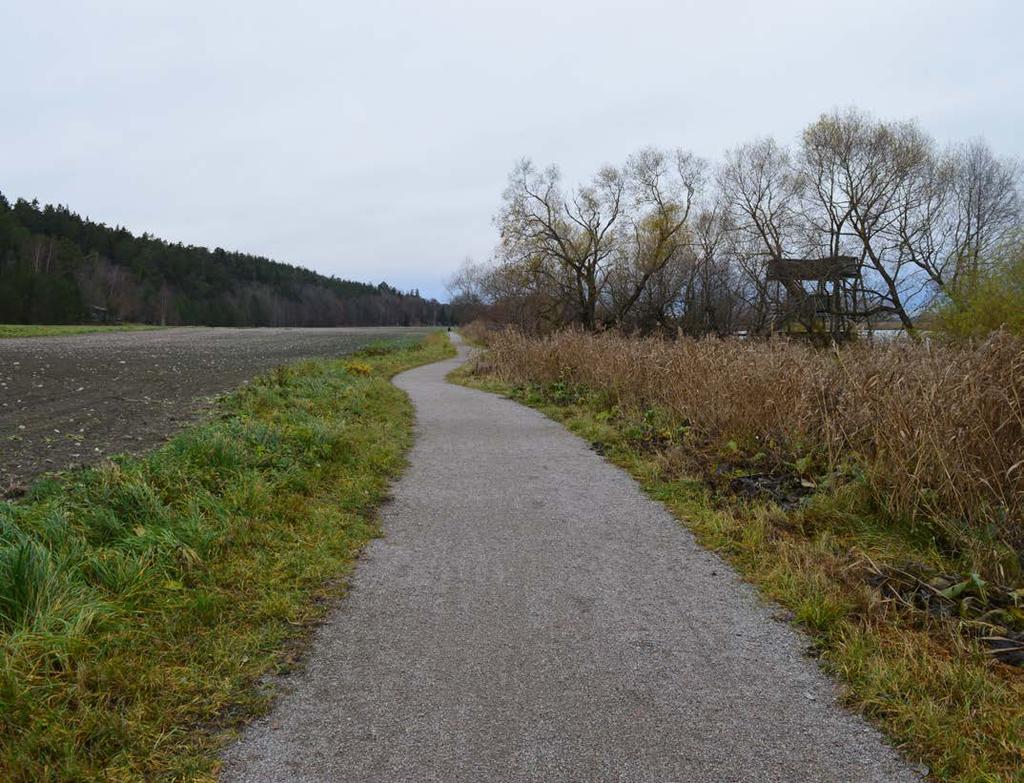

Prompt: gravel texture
[
  {"left": 220, "top": 337, "right": 920, "bottom": 783},
  {"left": 0, "top": 326, "right": 432, "bottom": 489}
]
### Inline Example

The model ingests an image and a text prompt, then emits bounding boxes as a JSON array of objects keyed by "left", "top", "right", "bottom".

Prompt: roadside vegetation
[
  {"left": 449, "top": 108, "right": 1021, "bottom": 340},
  {"left": 450, "top": 103, "right": 1024, "bottom": 779},
  {"left": 0, "top": 332, "right": 453, "bottom": 782},
  {"left": 458, "top": 328, "right": 1023, "bottom": 781},
  {"left": 0, "top": 192, "right": 449, "bottom": 327},
  {"left": 0, "top": 323, "right": 162, "bottom": 339}
]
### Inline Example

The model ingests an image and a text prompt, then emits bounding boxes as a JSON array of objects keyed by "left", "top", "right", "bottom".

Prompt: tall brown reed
[{"left": 480, "top": 330, "right": 1024, "bottom": 564}]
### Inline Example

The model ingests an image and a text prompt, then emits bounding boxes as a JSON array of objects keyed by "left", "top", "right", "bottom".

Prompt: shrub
[
  {"left": 344, "top": 360, "right": 373, "bottom": 376},
  {"left": 935, "top": 236, "right": 1024, "bottom": 338}
]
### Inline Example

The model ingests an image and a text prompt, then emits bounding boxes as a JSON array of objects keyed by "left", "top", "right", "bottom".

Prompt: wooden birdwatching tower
[{"left": 766, "top": 255, "right": 863, "bottom": 342}]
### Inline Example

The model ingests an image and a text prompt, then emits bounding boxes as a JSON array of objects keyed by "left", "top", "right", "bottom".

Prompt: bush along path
[
  {"left": 221, "top": 336, "right": 918, "bottom": 783},
  {"left": 0, "top": 332, "right": 454, "bottom": 782}
]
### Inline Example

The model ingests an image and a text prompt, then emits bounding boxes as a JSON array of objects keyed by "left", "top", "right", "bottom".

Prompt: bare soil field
[{"left": 0, "top": 326, "right": 433, "bottom": 490}]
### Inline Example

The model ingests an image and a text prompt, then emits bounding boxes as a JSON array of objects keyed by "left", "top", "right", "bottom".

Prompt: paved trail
[{"left": 222, "top": 337, "right": 917, "bottom": 782}]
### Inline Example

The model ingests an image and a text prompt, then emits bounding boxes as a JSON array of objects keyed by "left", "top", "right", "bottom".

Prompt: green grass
[
  {"left": 453, "top": 367, "right": 1024, "bottom": 783},
  {"left": 0, "top": 332, "right": 454, "bottom": 782},
  {"left": 0, "top": 324, "right": 163, "bottom": 339}
]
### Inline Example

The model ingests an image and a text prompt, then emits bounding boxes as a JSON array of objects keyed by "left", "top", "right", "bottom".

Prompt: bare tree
[
  {"left": 800, "top": 110, "right": 934, "bottom": 329},
  {"left": 945, "top": 140, "right": 1022, "bottom": 285},
  {"left": 446, "top": 257, "right": 490, "bottom": 323},
  {"left": 156, "top": 283, "right": 176, "bottom": 325},
  {"left": 718, "top": 137, "right": 802, "bottom": 332},
  {"left": 497, "top": 159, "right": 624, "bottom": 330},
  {"left": 476, "top": 112, "right": 1023, "bottom": 338},
  {"left": 688, "top": 203, "right": 745, "bottom": 335},
  {"left": 606, "top": 148, "right": 705, "bottom": 326}
]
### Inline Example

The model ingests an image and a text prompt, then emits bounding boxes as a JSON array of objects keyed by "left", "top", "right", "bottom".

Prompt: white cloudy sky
[{"left": 2, "top": 0, "right": 1021, "bottom": 299}]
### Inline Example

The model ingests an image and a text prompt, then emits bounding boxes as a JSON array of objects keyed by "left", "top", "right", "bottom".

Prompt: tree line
[
  {"left": 450, "top": 108, "right": 1023, "bottom": 336},
  {"left": 0, "top": 194, "right": 451, "bottom": 327}
]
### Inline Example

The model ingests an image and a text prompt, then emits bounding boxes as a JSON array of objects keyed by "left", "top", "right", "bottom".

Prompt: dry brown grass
[
  {"left": 458, "top": 319, "right": 496, "bottom": 346},
  {"left": 481, "top": 330, "right": 1024, "bottom": 571}
]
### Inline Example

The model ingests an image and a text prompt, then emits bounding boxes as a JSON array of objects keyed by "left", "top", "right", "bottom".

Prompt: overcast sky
[{"left": 2, "top": 1, "right": 1022, "bottom": 299}]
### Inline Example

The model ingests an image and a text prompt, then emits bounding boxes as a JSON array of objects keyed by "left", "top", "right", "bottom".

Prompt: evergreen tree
[{"left": 0, "top": 194, "right": 446, "bottom": 326}]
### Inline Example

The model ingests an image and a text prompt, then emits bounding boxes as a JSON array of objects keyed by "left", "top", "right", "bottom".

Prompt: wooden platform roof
[{"left": 767, "top": 256, "right": 860, "bottom": 281}]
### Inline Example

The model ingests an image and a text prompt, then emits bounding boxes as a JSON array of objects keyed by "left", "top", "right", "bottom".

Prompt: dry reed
[{"left": 458, "top": 319, "right": 496, "bottom": 346}]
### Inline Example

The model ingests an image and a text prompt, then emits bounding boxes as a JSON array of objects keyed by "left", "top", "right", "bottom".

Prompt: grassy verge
[
  {"left": 0, "top": 324, "right": 163, "bottom": 339},
  {"left": 453, "top": 365, "right": 1024, "bottom": 783},
  {"left": 0, "top": 332, "right": 454, "bottom": 782}
]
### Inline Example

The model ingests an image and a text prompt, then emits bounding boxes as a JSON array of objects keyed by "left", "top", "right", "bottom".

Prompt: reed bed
[{"left": 479, "top": 330, "right": 1024, "bottom": 566}]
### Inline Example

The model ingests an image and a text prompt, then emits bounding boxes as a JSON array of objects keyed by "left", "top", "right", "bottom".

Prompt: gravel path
[
  {"left": 0, "top": 326, "right": 431, "bottom": 489},
  {"left": 221, "top": 337, "right": 919, "bottom": 783}
]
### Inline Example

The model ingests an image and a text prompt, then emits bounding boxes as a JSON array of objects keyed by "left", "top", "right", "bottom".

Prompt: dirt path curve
[{"left": 221, "top": 335, "right": 918, "bottom": 783}]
